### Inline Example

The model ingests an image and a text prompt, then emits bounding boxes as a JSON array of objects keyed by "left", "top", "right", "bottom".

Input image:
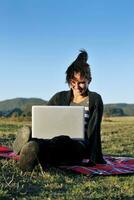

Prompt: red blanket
[
  {"left": 61, "top": 156, "right": 134, "bottom": 175},
  {"left": 0, "top": 145, "right": 20, "bottom": 160},
  {"left": 0, "top": 145, "right": 134, "bottom": 175}
]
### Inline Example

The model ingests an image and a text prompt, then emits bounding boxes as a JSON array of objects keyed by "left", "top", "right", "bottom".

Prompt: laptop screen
[{"left": 32, "top": 106, "right": 84, "bottom": 140}]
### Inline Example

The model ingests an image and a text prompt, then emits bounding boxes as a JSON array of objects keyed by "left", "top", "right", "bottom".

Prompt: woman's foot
[
  {"left": 13, "top": 126, "right": 31, "bottom": 154},
  {"left": 19, "top": 141, "right": 39, "bottom": 171}
]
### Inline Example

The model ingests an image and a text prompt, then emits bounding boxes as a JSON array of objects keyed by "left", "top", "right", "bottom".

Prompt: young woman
[{"left": 13, "top": 50, "right": 106, "bottom": 171}]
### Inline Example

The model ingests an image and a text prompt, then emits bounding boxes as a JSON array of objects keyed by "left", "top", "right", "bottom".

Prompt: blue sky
[{"left": 0, "top": 0, "right": 134, "bottom": 104}]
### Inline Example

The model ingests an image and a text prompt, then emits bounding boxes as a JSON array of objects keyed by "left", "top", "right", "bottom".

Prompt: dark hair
[
  {"left": 75, "top": 49, "right": 88, "bottom": 63},
  {"left": 66, "top": 50, "right": 92, "bottom": 84}
]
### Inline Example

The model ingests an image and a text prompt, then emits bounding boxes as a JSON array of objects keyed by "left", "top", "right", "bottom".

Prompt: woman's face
[{"left": 70, "top": 72, "right": 89, "bottom": 96}]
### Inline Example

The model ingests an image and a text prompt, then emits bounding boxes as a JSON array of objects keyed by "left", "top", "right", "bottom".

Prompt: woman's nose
[{"left": 74, "top": 82, "right": 80, "bottom": 89}]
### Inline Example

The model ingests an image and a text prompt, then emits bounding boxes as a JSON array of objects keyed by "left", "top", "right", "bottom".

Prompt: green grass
[{"left": 0, "top": 117, "right": 134, "bottom": 200}]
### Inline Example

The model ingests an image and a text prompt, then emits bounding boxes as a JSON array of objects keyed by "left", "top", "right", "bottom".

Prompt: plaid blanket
[
  {"left": 0, "top": 145, "right": 134, "bottom": 176},
  {"left": 60, "top": 156, "right": 134, "bottom": 175},
  {"left": 0, "top": 145, "right": 20, "bottom": 160}
]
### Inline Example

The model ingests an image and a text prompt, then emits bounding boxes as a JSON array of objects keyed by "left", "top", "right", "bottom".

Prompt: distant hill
[
  {"left": 0, "top": 98, "right": 134, "bottom": 117},
  {"left": 104, "top": 103, "right": 134, "bottom": 116},
  {"left": 0, "top": 98, "right": 47, "bottom": 117}
]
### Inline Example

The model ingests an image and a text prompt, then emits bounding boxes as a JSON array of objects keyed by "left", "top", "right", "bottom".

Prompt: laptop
[{"left": 32, "top": 106, "right": 85, "bottom": 140}]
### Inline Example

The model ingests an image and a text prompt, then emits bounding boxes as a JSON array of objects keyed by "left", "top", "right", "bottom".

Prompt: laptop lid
[{"left": 32, "top": 106, "right": 84, "bottom": 140}]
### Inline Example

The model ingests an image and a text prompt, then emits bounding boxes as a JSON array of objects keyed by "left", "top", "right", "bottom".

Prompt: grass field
[{"left": 0, "top": 117, "right": 134, "bottom": 200}]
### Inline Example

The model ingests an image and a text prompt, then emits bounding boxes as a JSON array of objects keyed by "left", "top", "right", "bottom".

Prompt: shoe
[
  {"left": 83, "top": 160, "right": 96, "bottom": 167},
  {"left": 19, "top": 141, "right": 39, "bottom": 172},
  {"left": 13, "top": 126, "right": 31, "bottom": 154},
  {"left": 96, "top": 158, "right": 107, "bottom": 164}
]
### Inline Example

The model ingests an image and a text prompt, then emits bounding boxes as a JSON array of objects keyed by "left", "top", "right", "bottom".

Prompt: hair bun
[{"left": 76, "top": 49, "right": 88, "bottom": 63}]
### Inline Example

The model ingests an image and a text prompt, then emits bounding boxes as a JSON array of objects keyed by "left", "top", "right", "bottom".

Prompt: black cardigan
[{"left": 47, "top": 89, "right": 104, "bottom": 163}]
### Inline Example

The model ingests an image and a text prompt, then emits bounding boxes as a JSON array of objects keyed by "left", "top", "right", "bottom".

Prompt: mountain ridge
[
  {"left": 0, "top": 97, "right": 47, "bottom": 111},
  {"left": 0, "top": 98, "right": 134, "bottom": 117},
  {"left": 0, "top": 98, "right": 47, "bottom": 117}
]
